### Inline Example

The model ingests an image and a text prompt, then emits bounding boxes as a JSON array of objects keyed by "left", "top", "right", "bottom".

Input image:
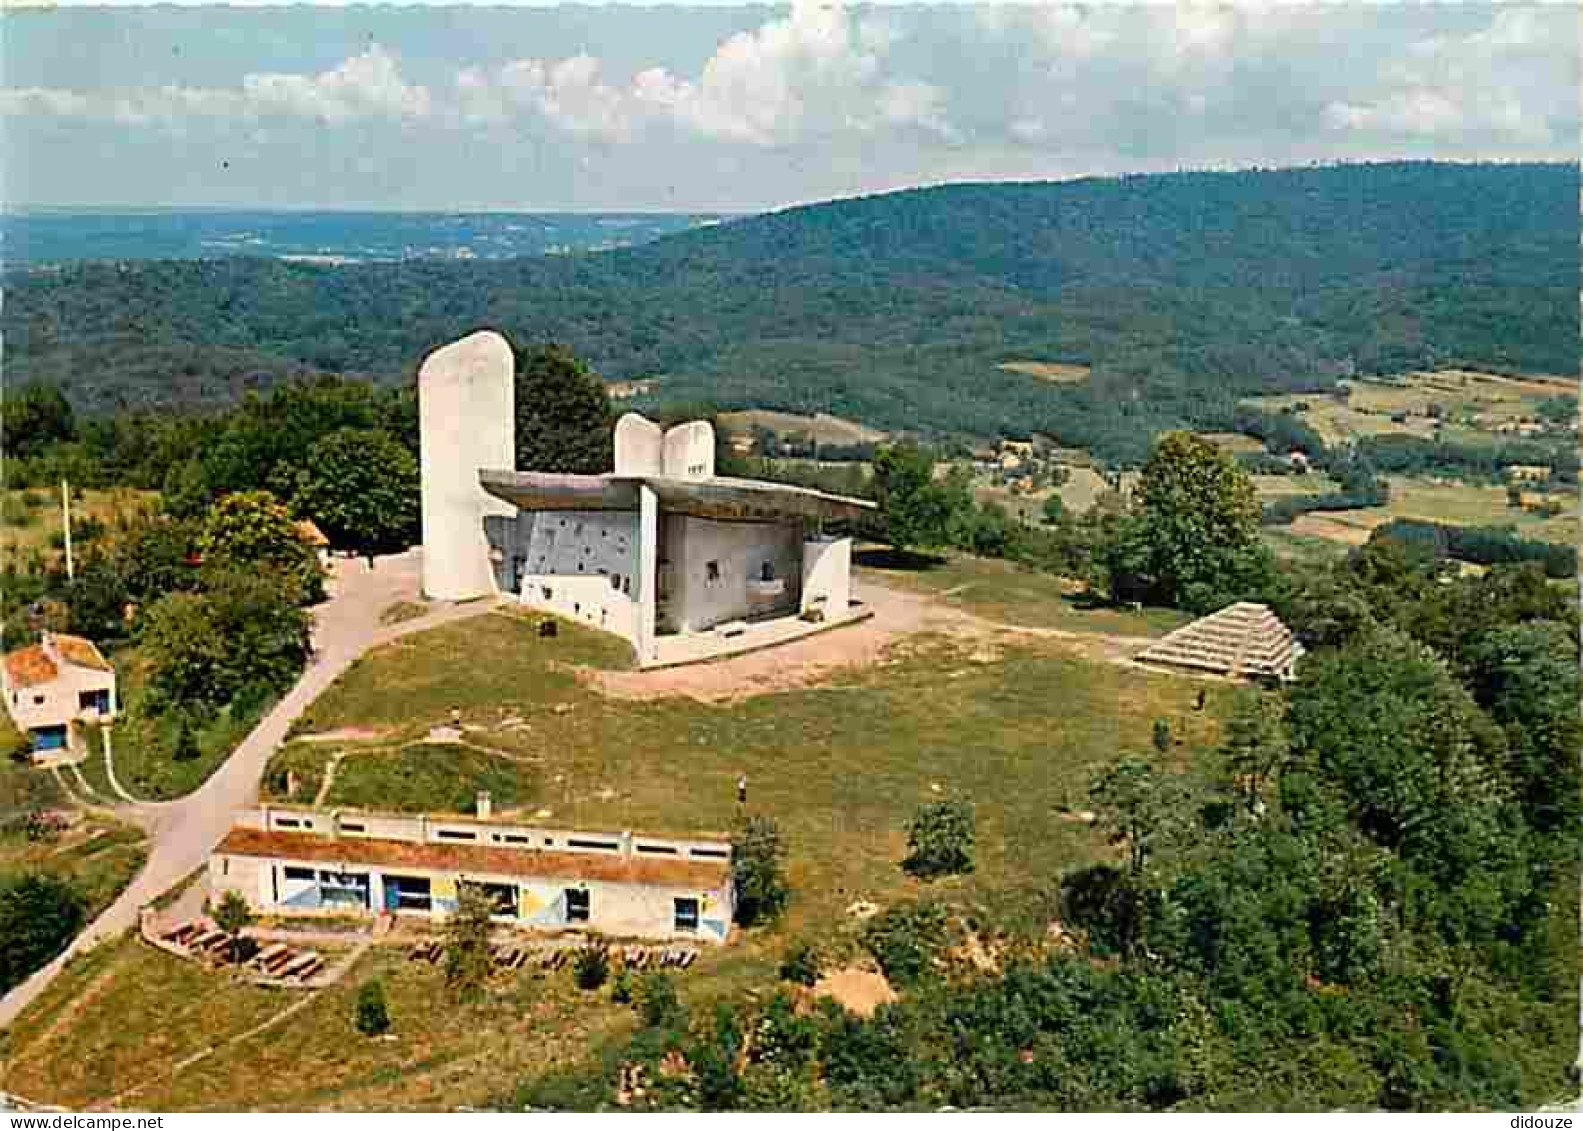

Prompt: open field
[
  {"left": 269, "top": 587, "right": 1215, "bottom": 929},
  {"left": 1243, "top": 370, "right": 1574, "bottom": 449},
  {"left": 0, "top": 932, "right": 645, "bottom": 1111},
  {"left": 1250, "top": 473, "right": 1343, "bottom": 501},
  {"left": 854, "top": 551, "right": 1192, "bottom": 638},
  {"left": 995, "top": 360, "right": 1092, "bottom": 384},
  {"left": 1280, "top": 475, "right": 1577, "bottom": 549},
  {"left": 716, "top": 410, "right": 886, "bottom": 446},
  {"left": 1199, "top": 431, "right": 1266, "bottom": 454},
  {"left": 0, "top": 488, "right": 159, "bottom": 567}
]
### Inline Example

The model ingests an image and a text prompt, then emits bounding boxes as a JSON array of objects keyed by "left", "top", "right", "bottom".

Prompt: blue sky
[{"left": 4, "top": 4, "right": 1576, "bottom": 210}]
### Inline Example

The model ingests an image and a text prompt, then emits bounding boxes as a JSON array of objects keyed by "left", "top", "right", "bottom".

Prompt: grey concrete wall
[{"left": 663, "top": 515, "right": 803, "bottom": 633}]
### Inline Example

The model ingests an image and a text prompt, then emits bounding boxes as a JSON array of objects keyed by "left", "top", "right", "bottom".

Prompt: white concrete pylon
[{"left": 418, "top": 330, "right": 516, "bottom": 601}]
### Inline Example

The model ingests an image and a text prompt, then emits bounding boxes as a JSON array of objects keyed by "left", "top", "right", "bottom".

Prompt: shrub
[
  {"left": 355, "top": 979, "right": 392, "bottom": 1036},
  {"left": 573, "top": 942, "right": 610, "bottom": 990},
  {"left": 731, "top": 815, "right": 789, "bottom": 926},
  {"left": 862, "top": 900, "right": 952, "bottom": 985},
  {"left": 610, "top": 967, "right": 633, "bottom": 1004},
  {"left": 903, "top": 799, "right": 976, "bottom": 879},
  {"left": 0, "top": 873, "right": 85, "bottom": 993},
  {"left": 779, "top": 939, "right": 822, "bottom": 986},
  {"left": 444, "top": 886, "right": 496, "bottom": 1001},
  {"left": 173, "top": 718, "right": 200, "bottom": 762},
  {"left": 637, "top": 971, "right": 686, "bottom": 1030}
]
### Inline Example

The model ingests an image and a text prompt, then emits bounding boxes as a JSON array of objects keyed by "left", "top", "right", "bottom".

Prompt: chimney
[{"left": 476, "top": 791, "right": 492, "bottom": 821}]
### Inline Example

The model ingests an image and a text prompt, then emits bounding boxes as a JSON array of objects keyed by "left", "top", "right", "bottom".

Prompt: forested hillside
[{"left": 6, "top": 162, "right": 1576, "bottom": 464}]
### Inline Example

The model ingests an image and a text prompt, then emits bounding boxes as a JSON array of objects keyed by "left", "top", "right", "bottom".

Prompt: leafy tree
[
  {"left": 0, "top": 873, "right": 84, "bottom": 993},
  {"left": 513, "top": 342, "right": 612, "bottom": 474},
  {"left": 1286, "top": 626, "right": 1507, "bottom": 856},
  {"left": 200, "top": 489, "right": 300, "bottom": 566},
  {"left": 1088, "top": 758, "right": 1192, "bottom": 879},
  {"left": 871, "top": 442, "right": 953, "bottom": 551},
  {"left": 444, "top": 885, "right": 496, "bottom": 1001},
  {"left": 1151, "top": 719, "right": 1172, "bottom": 755},
  {"left": 692, "top": 1002, "right": 746, "bottom": 1110},
  {"left": 1217, "top": 690, "right": 1290, "bottom": 813},
  {"left": 355, "top": 979, "right": 392, "bottom": 1036},
  {"left": 291, "top": 427, "right": 419, "bottom": 556},
  {"left": 1103, "top": 431, "right": 1273, "bottom": 612},
  {"left": 731, "top": 815, "right": 789, "bottom": 926},
  {"left": 1463, "top": 621, "right": 1582, "bottom": 834},
  {"left": 573, "top": 941, "right": 611, "bottom": 991},
  {"left": 140, "top": 569, "right": 311, "bottom": 713},
  {"left": 212, "top": 889, "right": 253, "bottom": 963},
  {"left": 903, "top": 799, "right": 976, "bottom": 879},
  {"left": 1, "top": 382, "right": 76, "bottom": 460},
  {"left": 1041, "top": 494, "right": 1067, "bottom": 524}
]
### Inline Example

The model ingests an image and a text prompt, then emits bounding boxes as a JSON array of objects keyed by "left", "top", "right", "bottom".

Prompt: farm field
[
  {"left": 1279, "top": 475, "right": 1578, "bottom": 549},
  {"left": 995, "top": 360, "right": 1092, "bottom": 384},
  {"left": 715, "top": 410, "right": 885, "bottom": 446},
  {"left": 1242, "top": 369, "right": 1574, "bottom": 448}
]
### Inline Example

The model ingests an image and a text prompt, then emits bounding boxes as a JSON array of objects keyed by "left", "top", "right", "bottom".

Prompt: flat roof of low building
[
  {"left": 478, "top": 469, "right": 876, "bottom": 524},
  {"left": 215, "top": 827, "right": 733, "bottom": 890}
]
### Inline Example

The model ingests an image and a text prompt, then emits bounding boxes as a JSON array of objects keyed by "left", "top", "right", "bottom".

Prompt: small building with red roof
[{"left": 2, "top": 631, "right": 117, "bottom": 756}]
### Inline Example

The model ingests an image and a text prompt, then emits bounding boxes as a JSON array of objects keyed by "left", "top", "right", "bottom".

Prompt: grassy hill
[{"left": 5, "top": 161, "right": 1576, "bottom": 462}]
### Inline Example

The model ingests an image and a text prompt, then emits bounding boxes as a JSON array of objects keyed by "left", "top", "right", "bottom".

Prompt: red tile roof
[
  {"left": 215, "top": 827, "right": 732, "bottom": 890},
  {"left": 52, "top": 634, "right": 112, "bottom": 673},
  {"left": 4, "top": 645, "right": 58, "bottom": 689}
]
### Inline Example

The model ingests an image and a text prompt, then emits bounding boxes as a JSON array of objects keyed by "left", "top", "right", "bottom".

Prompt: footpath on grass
[{"left": 0, "top": 549, "right": 500, "bottom": 1030}]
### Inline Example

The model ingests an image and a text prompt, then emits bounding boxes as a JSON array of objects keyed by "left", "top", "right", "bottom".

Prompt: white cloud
[
  {"left": 449, "top": 0, "right": 955, "bottom": 147},
  {"left": 1322, "top": 8, "right": 1568, "bottom": 147},
  {"left": 242, "top": 46, "right": 432, "bottom": 124},
  {"left": 0, "top": 46, "right": 431, "bottom": 127}
]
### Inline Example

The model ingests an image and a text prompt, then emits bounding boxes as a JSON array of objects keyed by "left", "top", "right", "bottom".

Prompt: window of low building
[
  {"left": 674, "top": 897, "right": 700, "bottom": 932},
  {"left": 565, "top": 887, "right": 590, "bottom": 922}
]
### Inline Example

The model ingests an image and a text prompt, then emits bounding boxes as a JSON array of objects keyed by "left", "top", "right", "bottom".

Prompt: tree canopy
[{"left": 513, "top": 342, "right": 613, "bottom": 474}]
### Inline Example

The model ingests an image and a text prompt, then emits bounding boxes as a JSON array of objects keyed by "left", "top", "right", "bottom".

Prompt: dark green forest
[{"left": 6, "top": 161, "right": 1577, "bottom": 464}]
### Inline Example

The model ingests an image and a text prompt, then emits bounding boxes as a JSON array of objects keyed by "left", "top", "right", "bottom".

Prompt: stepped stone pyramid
[{"left": 1135, "top": 602, "right": 1304, "bottom": 682}]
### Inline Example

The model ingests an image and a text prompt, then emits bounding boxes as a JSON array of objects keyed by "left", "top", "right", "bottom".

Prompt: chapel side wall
[
  {"left": 518, "top": 510, "right": 641, "bottom": 642},
  {"left": 800, "top": 536, "right": 853, "bottom": 616},
  {"left": 667, "top": 516, "right": 803, "bottom": 633}
]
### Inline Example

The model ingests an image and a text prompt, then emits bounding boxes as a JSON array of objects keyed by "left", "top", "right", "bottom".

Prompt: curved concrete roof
[{"left": 478, "top": 469, "right": 876, "bottom": 523}]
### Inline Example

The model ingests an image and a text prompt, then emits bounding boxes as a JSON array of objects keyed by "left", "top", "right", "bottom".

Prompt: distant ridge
[{"left": 4, "top": 161, "right": 1575, "bottom": 460}]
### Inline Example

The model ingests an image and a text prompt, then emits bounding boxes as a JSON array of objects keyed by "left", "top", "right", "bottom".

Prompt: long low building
[{"left": 210, "top": 803, "right": 736, "bottom": 944}]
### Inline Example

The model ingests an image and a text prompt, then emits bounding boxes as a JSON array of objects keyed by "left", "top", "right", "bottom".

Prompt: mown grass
[
  {"left": 2, "top": 935, "right": 640, "bottom": 1111},
  {"left": 856, "top": 550, "right": 1192, "bottom": 638},
  {"left": 321, "top": 743, "right": 541, "bottom": 815},
  {"left": 257, "top": 608, "right": 1226, "bottom": 937}
]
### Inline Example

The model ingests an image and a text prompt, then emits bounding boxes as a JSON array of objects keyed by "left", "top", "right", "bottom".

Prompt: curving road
[{"left": 0, "top": 549, "right": 500, "bottom": 1030}]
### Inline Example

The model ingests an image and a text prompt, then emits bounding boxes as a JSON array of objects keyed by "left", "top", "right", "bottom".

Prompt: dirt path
[{"left": 584, "top": 576, "right": 1156, "bottom": 703}]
